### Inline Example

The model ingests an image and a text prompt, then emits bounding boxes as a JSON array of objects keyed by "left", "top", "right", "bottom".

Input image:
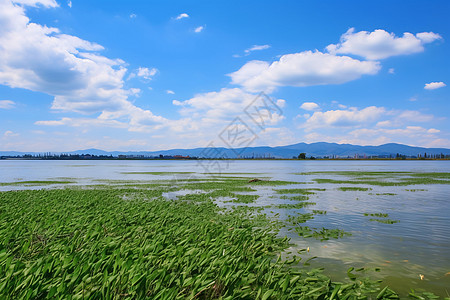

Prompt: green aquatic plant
[
  {"left": 369, "top": 218, "right": 399, "bottom": 224},
  {"left": 338, "top": 187, "right": 372, "bottom": 191},
  {"left": 276, "top": 202, "right": 316, "bottom": 209},
  {"left": 275, "top": 188, "right": 325, "bottom": 194},
  {"left": 0, "top": 187, "right": 400, "bottom": 299},
  {"left": 364, "top": 213, "right": 389, "bottom": 218},
  {"left": 294, "top": 226, "right": 351, "bottom": 241},
  {"left": 121, "top": 171, "right": 194, "bottom": 175}
]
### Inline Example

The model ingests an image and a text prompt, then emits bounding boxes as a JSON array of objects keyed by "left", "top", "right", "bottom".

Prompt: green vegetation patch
[
  {"left": 364, "top": 213, "right": 389, "bottom": 218},
  {"left": 0, "top": 180, "right": 74, "bottom": 186},
  {"left": 0, "top": 187, "right": 400, "bottom": 299},
  {"left": 121, "top": 171, "right": 195, "bottom": 175},
  {"left": 295, "top": 171, "right": 411, "bottom": 176},
  {"left": 338, "top": 187, "right": 372, "bottom": 191},
  {"left": 295, "top": 226, "right": 351, "bottom": 241},
  {"left": 312, "top": 172, "right": 450, "bottom": 186},
  {"left": 276, "top": 202, "right": 316, "bottom": 209},
  {"left": 275, "top": 188, "right": 326, "bottom": 195},
  {"left": 369, "top": 219, "right": 399, "bottom": 224},
  {"left": 363, "top": 212, "right": 399, "bottom": 224}
]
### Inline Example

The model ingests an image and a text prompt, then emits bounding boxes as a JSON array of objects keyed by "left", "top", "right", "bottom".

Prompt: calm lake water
[{"left": 1, "top": 159, "right": 449, "bottom": 297}]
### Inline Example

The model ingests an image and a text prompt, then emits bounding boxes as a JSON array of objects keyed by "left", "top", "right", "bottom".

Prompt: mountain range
[{"left": 1, "top": 142, "right": 449, "bottom": 158}]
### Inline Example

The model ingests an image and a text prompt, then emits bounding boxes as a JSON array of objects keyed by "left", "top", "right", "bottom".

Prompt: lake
[{"left": 1, "top": 159, "right": 449, "bottom": 297}]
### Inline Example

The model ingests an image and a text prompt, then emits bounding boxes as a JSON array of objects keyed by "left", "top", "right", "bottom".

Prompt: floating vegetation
[
  {"left": 276, "top": 202, "right": 316, "bottom": 209},
  {"left": 287, "top": 213, "right": 315, "bottom": 224},
  {"left": 0, "top": 187, "right": 402, "bottom": 299},
  {"left": 338, "top": 187, "right": 372, "bottom": 191},
  {"left": 295, "top": 226, "right": 351, "bottom": 241},
  {"left": 121, "top": 171, "right": 195, "bottom": 175},
  {"left": 279, "top": 195, "right": 310, "bottom": 201},
  {"left": 295, "top": 171, "right": 412, "bottom": 176},
  {"left": 405, "top": 189, "right": 428, "bottom": 192},
  {"left": 363, "top": 212, "right": 399, "bottom": 224},
  {"left": 364, "top": 213, "right": 389, "bottom": 218},
  {"left": 275, "top": 188, "right": 326, "bottom": 194},
  {"left": 369, "top": 193, "right": 397, "bottom": 196},
  {"left": 308, "top": 171, "right": 450, "bottom": 186},
  {"left": 312, "top": 210, "right": 327, "bottom": 215},
  {"left": 314, "top": 177, "right": 450, "bottom": 186},
  {"left": 369, "top": 219, "right": 399, "bottom": 224},
  {"left": 0, "top": 180, "right": 74, "bottom": 186}
]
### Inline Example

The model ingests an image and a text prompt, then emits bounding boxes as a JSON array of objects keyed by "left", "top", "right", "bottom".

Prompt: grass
[{"left": 0, "top": 187, "right": 402, "bottom": 299}]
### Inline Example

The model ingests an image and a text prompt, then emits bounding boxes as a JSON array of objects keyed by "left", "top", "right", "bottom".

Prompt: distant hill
[{"left": 1, "top": 142, "right": 449, "bottom": 158}]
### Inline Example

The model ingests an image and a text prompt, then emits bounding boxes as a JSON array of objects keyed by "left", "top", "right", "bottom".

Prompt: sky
[{"left": 0, "top": 0, "right": 449, "bottom": 152}]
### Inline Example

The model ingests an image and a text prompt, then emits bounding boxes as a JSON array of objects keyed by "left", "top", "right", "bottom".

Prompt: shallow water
[{"left": 1, "top": 159, "right": 449, "bottom": 297}]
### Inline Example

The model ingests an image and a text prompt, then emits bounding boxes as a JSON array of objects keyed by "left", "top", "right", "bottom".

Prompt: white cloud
[
  {"left": 129, "top": 13, "right": 136, "bottom": 19},
  {"left": 244, "top": 44, "right": 270, "bottom": 54},
  {"left": 304, "top": 106, "right": 385, "bottom": 130},
  {"left": 397, "top": 110, "right": 433, "bottom": 122},
  {"left": 0, "top": 100, "right": 15, "bottom": 109},
  {"left": 3, "top": 130, "right": 19, "bottom": 137},
  {"left": 0, "top": 0, "right": 168, "bottom": 132},
  {"left": 302, "top": 125, "right": 447, "bottom": 148},
  {"left": 327, "top": 28, "right": 442, "bottom": 60},
  {"left": 229, "top": 50, "right": 380, "bottom": 92},
  {"left": 166, "top": 90, "right": 175, "bottom": 94},
  {"left": 12, "top": 0, "right": 58, "bottom": 7},
  {"left": 194, "top": 26, "right": 204, "bottom": 33},
  {"left": 67, "top": 1, "right": 71, "bottom": 8},
  {"left": 388, "top": 68, "right": 395, "bottom": 74},
  {"left": 424, "top": 81, "right": 446, "bottom": 90},
  {"left": 300, "top": 102, "right": 320, "bottom": 111},
  {"left": 136, "top": 67, "right": 158, "bottom": 80},
  {"left": 175, "top": 13, "right": 189, "bottom": 20},
  {"left": 173, "top": 88, "right": 285, "bottom": 136}
]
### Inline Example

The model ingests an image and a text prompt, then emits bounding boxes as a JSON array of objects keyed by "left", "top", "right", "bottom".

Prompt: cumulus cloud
[
  {"left": 194, "top": 26, "right": 204, "bottom": 33},
  {"left": 176, "top": 88, "right": 284, "bottom": 123},
  {"left": 166, "top": 90, "right": 175, "bottom": 94},
  {"left": 175, "top": 13, "right": 189, "bottom": 20},
  {"left": 229, "top": 50, "right": 380, "bottom": 92},
  {"left": 136, "top": 67, "right": 158, "bottom": 80},
  {"left": 304, "top": 106, "right": 385, "bottom": 129},
  {"left": 297, "top": 103, "right": 445, "bottom": 147},
  {"left": 300, "top": 102, "right": 320, "bottom": 111},
  {"left": 0, "top": 0, "right": 168, "bottom": 131},
  {"left": 0, "top": 100, "right": 15, "bottom": 109},
  {"left": 326, "top": 28, "right": 442, "bottom": 60},
  {"left": 424, "top": 81, "right": 446, "bottom": 90},
  {"left": 67, "top": 0, "right": 71, "bottom": 8},
  {"left": 129, "top": 13, "right": 136, "bottom": 19}
]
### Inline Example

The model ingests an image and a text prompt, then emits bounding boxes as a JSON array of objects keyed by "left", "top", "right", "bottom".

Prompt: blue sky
[{"left": 0, "top": 0, "right": 449, "bottom": 151}]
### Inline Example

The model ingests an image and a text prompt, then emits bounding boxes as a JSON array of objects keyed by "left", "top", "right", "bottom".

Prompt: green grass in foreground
[{"left": 0, "top": 187, "right": 406, "bottom": 299}]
